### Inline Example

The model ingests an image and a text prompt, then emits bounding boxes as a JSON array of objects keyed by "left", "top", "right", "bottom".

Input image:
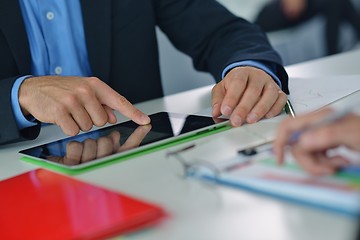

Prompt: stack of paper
[{"left": 188, "top": 148, "right": 360, "bottom": 216}]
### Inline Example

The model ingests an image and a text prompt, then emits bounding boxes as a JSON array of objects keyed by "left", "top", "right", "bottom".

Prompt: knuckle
[
  {"left": 226, "top": 68, "right": 246, "bottom": 83},
  {"left": 233, "top": 105, "right": 250, "bottom": 116},
  {"left": 232, "top": 66, "right": 248, "bottom": 76},
  {"left": 54, "top": 104, "right": 68, "bottom": 116},
  {"left": 236, "top": 106, "right": 251, "bottom": 115},
  {"left": 87, "top": 77, "right": 101, "bottom": 85},
  {"left": 278, "top": 91, "right": 288, "bottom": 100},
  {"left": 272, "top": 102, "right": 285, "bottom": 115},
  {"left": 266, "top": 84, "right": 278, "bottom": 93},
  {"left": 267, "top": 108, "right": 280, "bottom": 118},
  {"left": 76, "top": 84, "right": 93, "bottom": 98},
  {"left": 63, "top": 94, "right": 79, "bottom": 107},
  {"left": 247, "top": 87, "right": 262, "bottom": 97},
  {"left": 116, "top": 95, "right": 129, "bottom": 106},
  {"left": 273, "top": 106, "right": 283, "bottom": 116},
  {"left": 223, "top": 97, "right": 238, "bottom": 107},
  {"left": 55, "top": 117, "right": 80, "bottom": 136},
  {"left": 224, "top": 76, "right": 248, "bottom": 91},
  {"left": 254, "top": 105, "right": 268, "bottom": 116}
]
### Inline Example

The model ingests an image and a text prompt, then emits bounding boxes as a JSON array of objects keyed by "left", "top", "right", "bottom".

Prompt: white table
[{"left": 1, "top": 50, "right": 360, "bottom": 240}]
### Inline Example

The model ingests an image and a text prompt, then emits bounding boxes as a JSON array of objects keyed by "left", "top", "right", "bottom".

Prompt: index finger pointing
[{"left": 90, "top": 78, "right": 150, "bottom": 125}]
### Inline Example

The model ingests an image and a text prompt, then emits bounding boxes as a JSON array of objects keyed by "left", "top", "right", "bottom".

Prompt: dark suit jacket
[{"left": 0, "top": 0, "right": 288, "bottom": 145}]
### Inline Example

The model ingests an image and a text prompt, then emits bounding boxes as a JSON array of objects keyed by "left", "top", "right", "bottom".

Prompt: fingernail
[
  {"left": 231, "top": 116, "right": 242, "bottom": 127},
  {"left": 221, "top": 105, "right": 232, "bottom": 116},
  {"left": 141, "top": 114, "right": 151, "bottom": 124},
  {"left": 247, "top": 112, "right": 258, "bottom": 123},
  {"left": 141, "top": 124, "right": 152, "bottom": 132}
]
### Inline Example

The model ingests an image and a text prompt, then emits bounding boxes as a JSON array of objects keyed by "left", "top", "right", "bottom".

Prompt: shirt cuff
[
  {"left": 221, "top": 60, "right": 282, "bottom": 89},
  {"left": 11, "top": 76, "right": 37, "bottom": 129}
]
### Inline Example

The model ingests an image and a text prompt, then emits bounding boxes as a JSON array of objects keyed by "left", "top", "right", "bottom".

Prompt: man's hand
[
  {"left": 273, "top": 109, "right": 360, "bottom": 175},
  {"left": 19, "top": 76, "right": 150, "bottom": 136},
  {"left": 211, "top": 66, "right": 287, "bottom": 127}
]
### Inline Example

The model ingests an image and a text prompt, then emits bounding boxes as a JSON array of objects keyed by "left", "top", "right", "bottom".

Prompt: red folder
[{"left": 0, "top": 169, "right": 166, "bottom": 240}]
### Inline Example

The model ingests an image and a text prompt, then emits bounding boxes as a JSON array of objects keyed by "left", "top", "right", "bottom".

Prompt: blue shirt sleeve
[
  {"left": 11, "top": 76, "right": 37, "bottom": 129},
  {"left": 221, "top": 60, "right": 282, "bottom": 89}
]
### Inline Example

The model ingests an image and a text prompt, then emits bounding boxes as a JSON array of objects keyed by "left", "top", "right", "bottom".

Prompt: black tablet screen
[{"left": 20, "top": 112, "right": 227, "bottom": 167}]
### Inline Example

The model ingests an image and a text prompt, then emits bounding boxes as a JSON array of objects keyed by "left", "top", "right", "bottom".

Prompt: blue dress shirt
[
  {"left": 13, "top": 0, "right": 91, "bottom": 129},
  {"left": 13, "top": 0, "right": 281, "bottom": 130}
]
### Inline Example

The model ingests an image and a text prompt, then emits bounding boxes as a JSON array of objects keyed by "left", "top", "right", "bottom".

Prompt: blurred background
[{"left": 158, "top": 0, "right": 360, "bottom": 95}]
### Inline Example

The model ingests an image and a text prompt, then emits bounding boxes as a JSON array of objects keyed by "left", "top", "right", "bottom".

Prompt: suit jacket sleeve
[
  {"left": 0, "top": 1, "right": 40, "bottom": 145},
  {"left": 0, "top": 76, "right": 40, "bottom": 145},
  {"left": 0, "top": 0, "right": 288, "bottom": 146},
  {"left": 154, "top": 0, "right": 289, "bottom": 93}
]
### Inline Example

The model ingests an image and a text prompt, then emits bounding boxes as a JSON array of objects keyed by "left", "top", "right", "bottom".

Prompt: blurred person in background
[{"left": 255, "top": 0, "right": 360, "bottom": 55}]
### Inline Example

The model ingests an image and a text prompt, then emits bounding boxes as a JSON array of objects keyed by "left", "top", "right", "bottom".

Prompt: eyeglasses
[
  {"left": 165, "top": 141, "right": 273, "bottom": 182},
  {"left": 166, "top": 144, "right": 221, "bottom": 181}
]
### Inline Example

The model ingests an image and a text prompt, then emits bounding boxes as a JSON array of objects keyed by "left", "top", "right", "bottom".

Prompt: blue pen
[{"left": 339, "top": 166, "right": 360, "bottom": 175}]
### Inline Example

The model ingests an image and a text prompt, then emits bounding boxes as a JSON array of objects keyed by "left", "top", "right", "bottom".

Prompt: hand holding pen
[{"left": 273, "top": 106, "right": 360, "bottom": 175}]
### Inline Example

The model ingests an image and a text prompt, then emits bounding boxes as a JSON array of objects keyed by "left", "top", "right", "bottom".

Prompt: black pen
[{"left": 284, "top": 99, "right": 296, "bottom": 118}]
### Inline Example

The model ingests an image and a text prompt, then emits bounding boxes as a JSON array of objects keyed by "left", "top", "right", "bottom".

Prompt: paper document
[
  {"left": 182, "top": 144, "right": 360, "bottom": 216},
  {"left": 289, "top": 75, "right": 360, "bottom": 114}
]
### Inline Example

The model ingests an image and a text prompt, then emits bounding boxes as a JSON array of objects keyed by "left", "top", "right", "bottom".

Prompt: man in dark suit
[
  {"left": 0, "top": 0, "right": 289, "bottom": 145},
  {"left": 255, "top": 0, "right": 360, "bottom": 55}
]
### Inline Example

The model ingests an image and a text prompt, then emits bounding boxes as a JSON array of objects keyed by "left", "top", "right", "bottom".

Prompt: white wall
[
  {"left": 157, "top": 28, "right": 214, "bottom": 96},
  {"left": 158, "top": 0, "right": 268, "bottom": 96}
]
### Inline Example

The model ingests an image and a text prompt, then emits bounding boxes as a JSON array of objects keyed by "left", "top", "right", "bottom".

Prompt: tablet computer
[{"left": 20, "top": 112, "right": 229, "bottom": 170}]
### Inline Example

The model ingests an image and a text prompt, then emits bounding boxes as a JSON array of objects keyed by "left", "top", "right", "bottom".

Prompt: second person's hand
[{"left": 273, "top": 109, "right": 360, "bottom": 175}]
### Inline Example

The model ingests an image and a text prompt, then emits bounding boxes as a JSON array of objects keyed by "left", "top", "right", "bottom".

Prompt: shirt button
[
  {"left": 46, "top": 12, "right": 55, "bottom": 20},
  {"left": 55, "top": 66, "right": 62, "bottom": 75}
]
